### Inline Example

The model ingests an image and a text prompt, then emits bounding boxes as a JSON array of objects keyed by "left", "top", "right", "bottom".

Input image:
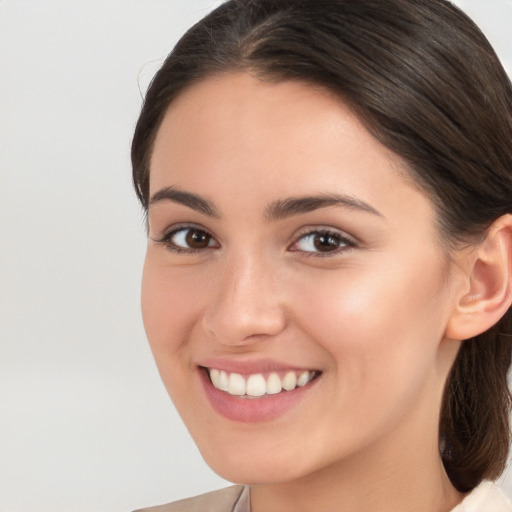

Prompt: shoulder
[
  {"left": 134, "top": 486, "right": 246, "bottom": 512},
  {"left": 451, "top": 481, "right": 512, "bottom": 512}
]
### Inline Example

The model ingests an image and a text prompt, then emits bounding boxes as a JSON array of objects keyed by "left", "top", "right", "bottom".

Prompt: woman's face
[{"left": 142, "top": 73, "right": 463, "bottom": 484}]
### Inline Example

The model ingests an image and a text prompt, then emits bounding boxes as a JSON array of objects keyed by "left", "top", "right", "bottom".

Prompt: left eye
[
  {"left": 291, "top": 231, "right": 353, "bottom": 254},
  {"left": 162, "top": 227, "right": 218, "bottom": 252}
]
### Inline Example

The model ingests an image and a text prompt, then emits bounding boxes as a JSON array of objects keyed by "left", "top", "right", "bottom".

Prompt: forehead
[{"left": 149, "top": 72, "right": 429, "bottom": 223}]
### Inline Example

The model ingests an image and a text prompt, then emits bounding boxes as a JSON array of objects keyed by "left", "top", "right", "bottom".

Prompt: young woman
[{"left": 131, "top": 1, "right": 512, "bottom": 510}]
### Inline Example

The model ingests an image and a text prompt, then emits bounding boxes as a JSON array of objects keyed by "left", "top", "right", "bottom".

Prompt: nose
[{"left": 201, "top": 252, "right": 287, "bottom": 346}]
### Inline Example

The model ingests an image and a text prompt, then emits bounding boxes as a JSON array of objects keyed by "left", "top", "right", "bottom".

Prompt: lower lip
[{"left": 199, "top": 369, "right": 318, "bottom": 423}]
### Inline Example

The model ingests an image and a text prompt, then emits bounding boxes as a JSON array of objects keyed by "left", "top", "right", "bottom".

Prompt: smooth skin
[{"left": 142, "top": 73, "right": 512, "bottom": 512}]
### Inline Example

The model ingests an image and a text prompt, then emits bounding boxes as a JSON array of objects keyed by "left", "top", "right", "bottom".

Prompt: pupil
[
  {"left": 314, "top": 234, "right": 338, "bottom": 252},
  {"left": 186, "top": 230, "right": 210, "bottom": 248}
]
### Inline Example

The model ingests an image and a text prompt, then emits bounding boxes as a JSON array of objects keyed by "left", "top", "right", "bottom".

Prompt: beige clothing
[
  {"left": 134, "top": 486, "right": 245, "bottom": 512},
  {"left": 135, "top": 480, "right": 511, "bottom": 512}
]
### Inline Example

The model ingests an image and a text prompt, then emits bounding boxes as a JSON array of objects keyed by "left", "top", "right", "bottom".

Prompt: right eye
[{"left": 158, "top": 226, "right": 219, "bottom": 253}]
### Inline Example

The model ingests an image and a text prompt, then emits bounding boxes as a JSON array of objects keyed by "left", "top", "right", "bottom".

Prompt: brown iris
[
  {"left": 313, "top": 233, "right": 341, "bottom": 252},
  {"left": 185, "top": 229, "right": 212, "bottom": 249}
]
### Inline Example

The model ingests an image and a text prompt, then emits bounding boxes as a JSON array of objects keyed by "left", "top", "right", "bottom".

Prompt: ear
[{"left": 445, "top": 214, "right": 512, "bottom": 341}]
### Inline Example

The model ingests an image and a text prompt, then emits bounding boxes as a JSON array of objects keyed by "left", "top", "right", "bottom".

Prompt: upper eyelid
[
  {"left": 291, "top": 226, "right": 358, "bottom": 244},
  {"left": 152, "top": 222, "right": 216, "bottom": 242}
]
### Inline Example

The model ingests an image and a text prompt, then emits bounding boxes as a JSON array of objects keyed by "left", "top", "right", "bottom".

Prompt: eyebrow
[
  {"left": 149, "top": 186, "right": 220, "bottom": 218},
  {"left": 149, "top": 187, "right": 383, "bottom": 220},
  {"left": 264, "top": 194, "right": 383, "bottom": 220}
]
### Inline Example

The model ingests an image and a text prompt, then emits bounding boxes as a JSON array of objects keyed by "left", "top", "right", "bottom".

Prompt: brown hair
[{"left": 131, "top": 0, "right": 512, "bottom": 492}]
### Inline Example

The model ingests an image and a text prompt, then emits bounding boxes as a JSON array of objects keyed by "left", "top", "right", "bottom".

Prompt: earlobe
[{"left": 445, "top": 214, "right": 512, "bottom": 341}]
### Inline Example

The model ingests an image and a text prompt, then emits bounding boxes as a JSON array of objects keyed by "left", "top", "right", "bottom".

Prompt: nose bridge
[{"left": 202, "top": 248, "right": 285, "bottom": 344}]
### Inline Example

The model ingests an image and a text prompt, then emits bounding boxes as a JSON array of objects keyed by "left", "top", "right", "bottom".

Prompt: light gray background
[{"left": 1, "top": 1, "right": 511, "bottom": 511}]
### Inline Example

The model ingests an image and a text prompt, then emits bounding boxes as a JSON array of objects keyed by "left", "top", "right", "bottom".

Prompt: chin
[
  {"left": 194, "top": 430, "right": 328, "bottom": 486},
  {"left": 206, "top": 455, "right": 308, "bottom": 485}
]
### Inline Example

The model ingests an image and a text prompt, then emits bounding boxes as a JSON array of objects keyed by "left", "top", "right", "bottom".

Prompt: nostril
[{"left": 201, "top": 304, "right": 287, "bottom": 346}]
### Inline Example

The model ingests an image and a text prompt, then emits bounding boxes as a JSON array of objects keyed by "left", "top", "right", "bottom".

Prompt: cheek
[
  {"left": 140, "top": 253, "right": 213, "bottom": 419},
  {"left": 289, "top": 253, "right": 451, "bottom": 385},
  {"left": 141, "top": 252, "right": 202, "bottom": 360},
  {"left": 283, "top": 263, "right": 451, "bottom": 452}
]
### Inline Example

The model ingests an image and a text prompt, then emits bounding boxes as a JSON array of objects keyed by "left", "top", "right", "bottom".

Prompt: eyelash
[
  {"left": 289, "top": 229, "right": 356, "bottom": 257},
  {"left": 154, "top": 224, "right": 218, "bottom": 254},
  {"left": 154, "top": 224, "right": 356, "bottom": 257}
]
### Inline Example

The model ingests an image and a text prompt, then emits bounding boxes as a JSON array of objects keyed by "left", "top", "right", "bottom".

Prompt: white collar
[{"left": 450, "top": 481, "right": 511, "bottom": 512}]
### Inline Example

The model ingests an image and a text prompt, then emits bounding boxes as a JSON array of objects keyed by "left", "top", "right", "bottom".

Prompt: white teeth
[
  {"left": 209, "top": 369, "right": 230, "bottom": 391},
  {"left": 266, "top": 372, "right": 282, "bottom": 395},
  {"left": 297, "top": 370, "right": 310, "bottom": 387},
  {"left": 246, "top": 374, "right": 266, "bottom": 397},
  {"left": 209, "top": 368, "right": 316, "bottom": 397},
  {"left": 228, "top": 373, "right": 246, "bottom": 395},
  {"left": 282, "top": 371, "right": 297, "bottom": 391},
  {"left": 210, "top": 368, "right": 221, "bottom": 388},
  {"left": 218, "top": 370, "right": 229, "bottom": 391}
]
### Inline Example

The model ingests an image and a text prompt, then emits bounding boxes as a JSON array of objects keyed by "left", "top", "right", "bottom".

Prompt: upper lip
[{"left": 197, "top": 357, "right": 319, "bottom": 375}]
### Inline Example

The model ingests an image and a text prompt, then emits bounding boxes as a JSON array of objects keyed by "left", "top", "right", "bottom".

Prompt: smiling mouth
[{"left": 205, "top": 368, "right": 320, "bottom": 398}]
